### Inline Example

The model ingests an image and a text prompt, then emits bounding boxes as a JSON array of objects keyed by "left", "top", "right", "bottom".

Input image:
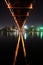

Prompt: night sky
[{"left": 0, "top": 0, "right": 43, "bottom": 28}]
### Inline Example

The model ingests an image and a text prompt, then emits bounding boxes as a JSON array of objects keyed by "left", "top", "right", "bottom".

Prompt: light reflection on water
[
  {"left": 24, "top": 33, "right": 27, "bottom": 40},
  {"left": 23, "top": 31, "right": 43, "bottom": 39},
  {"left": 0, "top": 31, "right": 43, "bottom": 65},
  {"left": 0, "top": 31, "right": 43, "bottom": 39}
]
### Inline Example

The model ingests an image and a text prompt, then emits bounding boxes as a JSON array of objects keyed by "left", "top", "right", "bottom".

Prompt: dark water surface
[{"left": 0, "top": 35, "right": 43, "bottom": 65}]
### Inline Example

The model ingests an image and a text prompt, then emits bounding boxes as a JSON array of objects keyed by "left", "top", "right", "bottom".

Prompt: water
[{"left": 0, "top": 33, "right": 43, "bottom": 65}]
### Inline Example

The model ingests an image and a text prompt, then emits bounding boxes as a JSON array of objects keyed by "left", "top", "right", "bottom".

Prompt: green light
[
  {"left": 37, "top": 27, "right": 43, "bottom": 38},
  {"left": 40, "top": 32, "right": 43, "bottom": 38},
  {"left": 40, "top": 27, "right": 43, "bottom": 30}
]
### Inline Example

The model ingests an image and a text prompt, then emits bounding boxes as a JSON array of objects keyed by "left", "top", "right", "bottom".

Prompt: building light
[{"left": 24, "top": 25, "right": 28, "bottom": 29}]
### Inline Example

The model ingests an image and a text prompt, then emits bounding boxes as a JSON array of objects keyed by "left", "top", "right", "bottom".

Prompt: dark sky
[
  {"left": 0, "top": 0, "right": 43, "bottom": 28},
  {"left": 28, "top": 0, "right": 43, "bottom": 26}
]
